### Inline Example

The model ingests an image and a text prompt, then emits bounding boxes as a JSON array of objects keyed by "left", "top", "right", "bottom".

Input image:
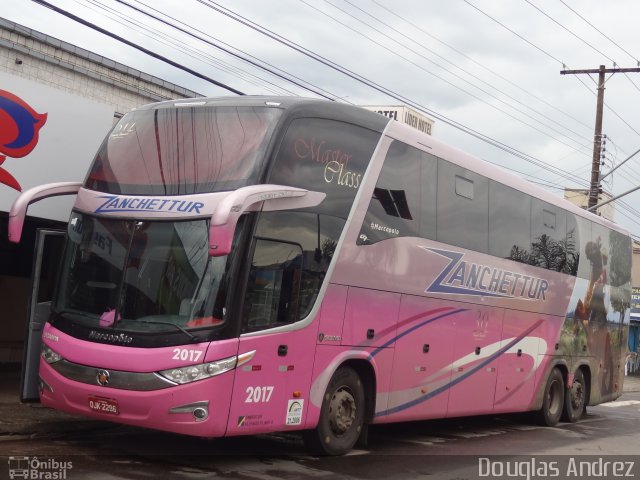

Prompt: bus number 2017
[
  {"left": 245, "top": 386, "right": 274, "bottom": 403},
  {"left": 172, "top": 349, "right": 203, "bottom": 362}
]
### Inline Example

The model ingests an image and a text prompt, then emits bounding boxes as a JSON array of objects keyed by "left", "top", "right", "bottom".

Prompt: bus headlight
[
  {"left": 157, "top": 350, "right": 256, "bottom": 385},
  {"left": 41, "top": 344, "right": 62, "bottom": 364},
  {"left": 159, "top": 356, "right": 237, "bottom": 384}
]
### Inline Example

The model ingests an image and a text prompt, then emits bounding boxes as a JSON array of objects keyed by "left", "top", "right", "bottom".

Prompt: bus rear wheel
[
  {"left": 534, "top": 367, "right": 565, "bottom": 426},
  {"left": 561, "top": 368, "right": 586, "bottom": 423},
  {"left": 303, "top": 366, "right": 365, "bottom": 456}
]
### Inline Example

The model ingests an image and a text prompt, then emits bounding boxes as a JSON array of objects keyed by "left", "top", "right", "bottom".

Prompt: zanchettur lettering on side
[
  {"left": 423, "top": 247, "right": 549, "bottom": 301},
  {"left": 95, "top": 196, "right": 204, "bottom": 214}
]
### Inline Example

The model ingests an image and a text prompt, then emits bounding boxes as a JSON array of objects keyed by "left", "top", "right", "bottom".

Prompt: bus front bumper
[{"left": 38, "top": 359, "right": 234, "bottom": 438}]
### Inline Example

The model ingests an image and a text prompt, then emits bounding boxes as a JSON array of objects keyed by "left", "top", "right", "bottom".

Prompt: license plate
[{"left": 88, "top": 395, "right": 119, "bottom": 415}]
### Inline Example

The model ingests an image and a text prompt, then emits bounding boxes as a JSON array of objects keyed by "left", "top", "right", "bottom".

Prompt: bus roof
[
  {"left": 130, "top": 96, "right": 627, "bottom": 237},
  {"left": 132, "top": 95, "right": 390, "bottom": 134}
]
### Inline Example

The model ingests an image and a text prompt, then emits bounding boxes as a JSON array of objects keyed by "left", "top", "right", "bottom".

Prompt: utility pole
[{"left": 561, "top": 65, "right": 640, "bottom": 211}]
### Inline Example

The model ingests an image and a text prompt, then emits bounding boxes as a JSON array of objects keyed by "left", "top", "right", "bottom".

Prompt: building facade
[
  {"left": 1, "top": 18, "right": 199, "bottom": 117},
  {"left": 0, "top": 18, "right": 200, "bottom": 363}
]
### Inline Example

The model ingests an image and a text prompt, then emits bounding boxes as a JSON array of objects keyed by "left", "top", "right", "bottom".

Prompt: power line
[
  {"left": 36, "top": 0, "right": 591, "bottom": 189},
  {"left": 619, "top": 199, "right": 640, "bottom": 220},
  {"left": 557, "top": 0, "right": 639, "bottom": 65},
  {"left": 336, "top": 0, "right": 594, "bottom": 150},
  {"left": 31, "top": 0, "right": 597, "bottom": 195},
  {"left": 82, "top": 0, "right": 293, "bottom": 95},
  {"left": 306, "top": 0, "right": 591, "bottom": 153},
  {"left": 112, "top": 0, "right": 337, "bottom": 100},
  {"left": 31, "top": 0, "right": 245, "bottom": 95},
  {"left": 555, "top": 1, "right": 640, "bottom": 101},
  {"left": 523, "top": 0, "right": 616, "bottom": 63},
  {"left": 462, "top": 0, "right": 564, "bottom": 65},
  {"left": 198, "top": 0, "right": 589, "bottom": 187},
  {"left": 463, "top": 0, "right": 640, "bottom": 141},
  {"left": 623, "top": 73, "right": 640, "bottom": 94},
  {"left": 524, "top": 1, "right": 640, "bottom": 139},
  {"left": 369, "top": 0, "right": 593, "bottom": 132}
]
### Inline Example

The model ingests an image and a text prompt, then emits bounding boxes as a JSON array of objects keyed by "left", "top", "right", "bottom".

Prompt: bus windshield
[
  {"left": 54, "top": 212, "right": 234, "bottom": 335},
  {"left": 84, "top": 105, "right": 282, "bottom": 195}
]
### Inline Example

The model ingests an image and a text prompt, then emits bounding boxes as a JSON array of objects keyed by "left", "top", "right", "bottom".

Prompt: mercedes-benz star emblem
[{"left": 96, "top": 369, "right": 110, "bottom": 386}]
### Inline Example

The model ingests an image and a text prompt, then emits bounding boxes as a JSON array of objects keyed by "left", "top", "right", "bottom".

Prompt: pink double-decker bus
[{"left": 9, "top": 97, "right": 632, "bottom": 455}]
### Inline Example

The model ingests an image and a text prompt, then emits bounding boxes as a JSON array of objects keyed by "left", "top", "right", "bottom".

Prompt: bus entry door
[
  {"left": 226, "top": 237, "right": 318, "bottom": 435},
  {"left": 20, "top": 229, "right": 65, "bottom": 402}
]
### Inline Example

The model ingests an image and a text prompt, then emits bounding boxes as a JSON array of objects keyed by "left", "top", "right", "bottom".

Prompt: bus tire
[
  {"left": 303, "top": 366, "right": 365, "bottom": 456},
  {"left": 534, "top": 367, "right": 565, "bottom": 426},
  {"left": 561, "top": 368, "right": 586, "bottom": 423}
]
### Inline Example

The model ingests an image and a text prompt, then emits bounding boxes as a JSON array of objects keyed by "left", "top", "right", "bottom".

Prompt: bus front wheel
[
  {"left": 303, "top": 366, "right": 365, "bottom": 456},
  {"left": 535, "top": 367, "right": 565, "bottom": 426}
]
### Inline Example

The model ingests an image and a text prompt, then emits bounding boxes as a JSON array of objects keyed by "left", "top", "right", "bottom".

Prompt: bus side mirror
[
  {"left": 209, "top": 184, "right": 326, "bottom": 256},
  {"left": 8, "top": 182, "right": 82, "bottom": 243}
]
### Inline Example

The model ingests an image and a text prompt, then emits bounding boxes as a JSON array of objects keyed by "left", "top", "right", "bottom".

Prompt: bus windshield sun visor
[
  {"left": 8, "top": 182, "right": 82, "bottom": 243},
  {"left": 208, "top": 184, "right": 326, "bottom": 256}
]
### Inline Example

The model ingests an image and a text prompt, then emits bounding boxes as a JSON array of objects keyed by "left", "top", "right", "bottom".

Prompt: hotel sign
[{"left": 362, "top": 105, "right": 434, "bottom": 135}]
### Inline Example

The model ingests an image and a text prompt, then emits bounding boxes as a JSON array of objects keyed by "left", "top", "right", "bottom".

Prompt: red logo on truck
[{"left": 0, "top": 89, "right": 48, "bottom": 191}]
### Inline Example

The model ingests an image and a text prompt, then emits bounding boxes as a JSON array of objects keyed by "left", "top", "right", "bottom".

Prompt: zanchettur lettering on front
[{"left": 95, "top": 196, "right": 204, "bottom": 214}]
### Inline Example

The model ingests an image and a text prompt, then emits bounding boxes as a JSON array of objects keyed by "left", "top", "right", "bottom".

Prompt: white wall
[{"left": 0, "top": 71, "right": 114, "bottom": 221}]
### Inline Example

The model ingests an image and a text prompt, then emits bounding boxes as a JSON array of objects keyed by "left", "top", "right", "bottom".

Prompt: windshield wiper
[{"left": 131, "top": 320, "right": 198, "bottom": 342}]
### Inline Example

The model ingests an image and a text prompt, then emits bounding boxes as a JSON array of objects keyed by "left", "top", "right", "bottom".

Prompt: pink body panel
[
  {"left": 40, "top": 360, "right": 234, "bottom": 437},
  {"left": 40, "top": 324, "right": 239, "bottom": 437},
  {"left": 382, "top": 297, "right": 458, "bottom": 422},
  {"left": 316, "top": 283, "right": 348, "bottom": 345},
  {"left": 225, "top": 323, "right": 320, "bottom": 436},
  {"left": 341, "top": 287, "right": 400, "bottom": 347},
  {"left": 445, "top": 306, "right": 504, "bottom": 417},
  {"left": 494, "top": 312, "right": 548, "bottom": 412}
]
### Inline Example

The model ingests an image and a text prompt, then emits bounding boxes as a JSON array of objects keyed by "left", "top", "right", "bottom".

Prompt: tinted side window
[
  {"left": 530, "top": 199, "right": 566, "bottom": 272},
  {"left": 242, "top": 211, "right": 344, "bottom": 333},
  {"left": 566, "top": 214, "right": 589, "bottom": 277},
  {"left": 437, "top": 159, "right": 489, "bottom": 253},
  {"left": 242, "top": 238, "right": 302, "bottom": 331},
  {"left": 269, "top": 118, "right": 380, "bottom": 219},
  {"left": 420, "top": 151, "right": 438, "bottom": 240},
  {"left": 489, "top": 181, "right": 531, "bottom": 262},
  {"left": 358, "top": 141, "right": 423, "bottom": 244}
]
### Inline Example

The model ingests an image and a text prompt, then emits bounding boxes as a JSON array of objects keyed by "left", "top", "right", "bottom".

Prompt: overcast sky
[{"left": 3, "top": 0, "right": 640, "bottom": 237}]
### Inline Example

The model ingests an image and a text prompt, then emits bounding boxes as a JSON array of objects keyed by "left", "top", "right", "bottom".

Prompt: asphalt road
[{"left": 2, "top": 369, "right": 640, "bottom": 480}]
